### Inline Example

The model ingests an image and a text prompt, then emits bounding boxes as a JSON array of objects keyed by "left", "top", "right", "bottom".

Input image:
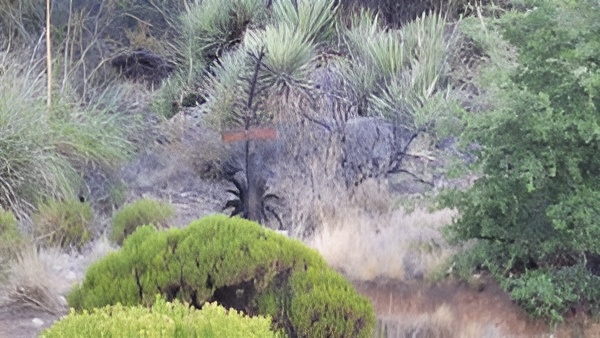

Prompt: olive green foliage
[
  {"left": 70, "top": 215, "right": 375, "bottom": 337},
  {"left": 42, "top": 295, "right": 281, "bottom": 338},
  {"left": 111, "top": 198, "right": 174, "bottom": 245},
  {"left": 442, "top": 0, "right": 600, "bottom": 322},
  {"left": 0, "top": 209, "right": 23, "bottom": 262},
  {"left": 33, "top": 199, "right": 93, "bottom": 249}
]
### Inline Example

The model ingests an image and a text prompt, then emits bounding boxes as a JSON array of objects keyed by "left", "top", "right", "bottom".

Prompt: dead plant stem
[{"left": 46, "top": 0, "right": 52, "bottom": 108}]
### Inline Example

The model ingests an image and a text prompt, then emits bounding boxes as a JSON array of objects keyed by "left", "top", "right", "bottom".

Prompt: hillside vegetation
[{"left": 0, "top": 0, "right": 599, "bottom": 336}]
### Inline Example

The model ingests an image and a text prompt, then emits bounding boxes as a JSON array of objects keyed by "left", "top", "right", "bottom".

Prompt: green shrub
[
  {"left": 33, "top": 199, "right": 93, "bottom": 248},
  {"left": 0, "top": 209, "right": 23, "bottom": 264},
  {"left": 441, "top": 0, "right": 600, "bottom": 323},
  {"left": 70, "top": 215, "right": 375, "bottom": 337},
  {"left": 42, "top": 295, "right": 281, "bottom": 338},
  {"left": 508, "top": 265, "right": 600, "bottom": 323},
  {"left": 111, "top": 198, "right": 174, "bottom": 245}
]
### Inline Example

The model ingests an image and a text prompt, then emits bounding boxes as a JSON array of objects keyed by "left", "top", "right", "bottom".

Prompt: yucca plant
[
  {"left": 272, "top": 0, "right": 339, "bottom": 44},
  {"left": 203, "top": 47, "right": 255, "bottom": 129},
  {"left": 217, "top": 49, "right": 283, "bottom": 228},
  {"left": 179, "top": 0, "right": 265, "bottom": 65},
  {"left": 402, "top": 10, "right": 452, "bottom": 105},
  {"left": 346, "top": 12, "right": 406, "bottom": 80},
  {"left": 343, "top": 10, "right": 407, "bottom": 116},
  {"left": 246, "top": 23, "right": 316, "bottom": 92}
]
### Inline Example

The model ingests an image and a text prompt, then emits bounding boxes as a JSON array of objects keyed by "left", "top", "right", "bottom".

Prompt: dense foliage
[
  {"left": 42, "top": 295, "right": 281, "bottom": 338},
  {"left": 69, "top": 215, "right": 375, "bottom": 337},
  {"left": 443, "top": 0, "right": 600, "bottom": 322}
]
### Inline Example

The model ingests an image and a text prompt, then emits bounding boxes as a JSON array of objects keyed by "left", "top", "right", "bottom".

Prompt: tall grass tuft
[{"left": 0, "top": 52, "right": 134, "bottom": 218}]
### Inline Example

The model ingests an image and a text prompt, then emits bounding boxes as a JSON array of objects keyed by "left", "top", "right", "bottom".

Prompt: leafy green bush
[
  {"left": 70, "top": 215, "right": 375, "bottom": 337},
  {"left": 442, "top": 0, "right": 600, "bottom": 322},
  {"left": 42, "top": 295, "right": 281, "bottom": 338},
  {"left": 111, "top": 198, "right": 174, "bottom": 245},
  {"left": 508, "top": 265, "right": 600, "bottom": 323},
  {"left": 33, "top": 199, "right": 93, "bottom": 248}
]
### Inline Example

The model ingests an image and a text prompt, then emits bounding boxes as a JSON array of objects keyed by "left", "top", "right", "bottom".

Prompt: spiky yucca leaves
[
  {"left": 345, "top": 12, "right": 406, "bottom": 80},
  {"left": 402, "top": 11, "right": 452, "bottom": 106},
  {"left": 370, "top": 11, "right": 461, "bottom": 136},
  {"left": 224, "top": 171, "right": 283, "bottom": 229},
  {"left": 343, "top": 9, "right": 458, "bottom": 129},
  {"left": 179, "top": 0, "right": 266, "bottom": 65},
  {"left": 203, "top": 48, "right": 256, "bottom": 129},
  {"left": 204, "top": 22, "right": 319, "bottom": 128},
  {"left": 343, "top": 11, "right": 407, "bottom": 116},
  {"left": 246, "top": 24, "right": 317, "bottom": 92},
  {"left": 272, "top": 0, "right": 339, "bottom": 44}
]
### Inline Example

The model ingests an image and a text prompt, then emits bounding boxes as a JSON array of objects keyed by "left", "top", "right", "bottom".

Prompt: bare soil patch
[
  {"left": 355, "top": 277, "right": 600, "bottom": 338},
  {"left": 0, "top": 303, "right": 62, "bottom": 338}
]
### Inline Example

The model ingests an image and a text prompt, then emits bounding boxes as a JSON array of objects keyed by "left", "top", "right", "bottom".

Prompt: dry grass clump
[
  {"left": 162, "top": 113, "right": 230, "bottom": 180},
  {"left": 0, "top": 246, "right": 68, "bottom": 315},
  {"left": 309, "top": 206, "right": 456, "bottom": 281},
  {"left": 374, "top": 305, "right": 499, "bottom": 338},
  {"left": 33, "top": 199, "right": 94, "bottom": 249},
  {"left": 0, "top": 209, "right": 25, "bottom": 261}
]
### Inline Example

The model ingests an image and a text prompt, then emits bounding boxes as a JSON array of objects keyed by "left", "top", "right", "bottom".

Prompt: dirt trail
[
  {"left": 355, "top": 277, "right": 600, "bottom": 338},
  {"left": 0, "top": 303, "right": 60, "bottom": 338}
]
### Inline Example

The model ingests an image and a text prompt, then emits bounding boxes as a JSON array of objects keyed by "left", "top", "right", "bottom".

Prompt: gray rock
[{"left": 342, "top": 117, "right": 395, "bottom": 185}]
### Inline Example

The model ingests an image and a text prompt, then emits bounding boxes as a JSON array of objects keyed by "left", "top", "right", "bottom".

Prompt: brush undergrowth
[
  {"left": 33, "top": 198, "right": 93, "bottom": 249},
  {"left": 69, "top": 215, "right": 375, "bottom": 338},
  {"left": 42, "top": 295, "right": 281, "bottom": 338}
]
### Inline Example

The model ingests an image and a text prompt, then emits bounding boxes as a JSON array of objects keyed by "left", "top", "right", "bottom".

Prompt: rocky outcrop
[{"left": 341, "top": 117, "right": 396, "bottom": 186}]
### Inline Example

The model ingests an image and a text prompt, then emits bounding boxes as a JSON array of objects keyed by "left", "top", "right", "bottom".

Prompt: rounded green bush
[
  {"left": 111, "top": 198, "right": 174, "bottom": 245},
  {"left": 42, "top": 295, "right": 281, "bottom": 338},
  {"left": 33, "top": 199, "right": 93, "bottom": 248},
  {"left": 70, "top": 214, "right": 375, "bottom": 337}
]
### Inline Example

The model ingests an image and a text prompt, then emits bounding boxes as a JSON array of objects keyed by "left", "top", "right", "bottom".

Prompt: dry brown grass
[
  {"left": 0, "top": 246, "right": 68, "bottom": 315},
  {"left": 308, "top": 205, "right": 456, "bottom": 281},
  {"left": 162, "top": 111, "right": 231, "bottom": 180},
  {"left": 374, "top": 304, "right": 499, "bottom": 338}
]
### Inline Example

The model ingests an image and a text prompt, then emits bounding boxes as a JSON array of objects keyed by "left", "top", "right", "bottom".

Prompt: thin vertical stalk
[{"left": 46, "top": 0, "right": 52, "bottom": 108}]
